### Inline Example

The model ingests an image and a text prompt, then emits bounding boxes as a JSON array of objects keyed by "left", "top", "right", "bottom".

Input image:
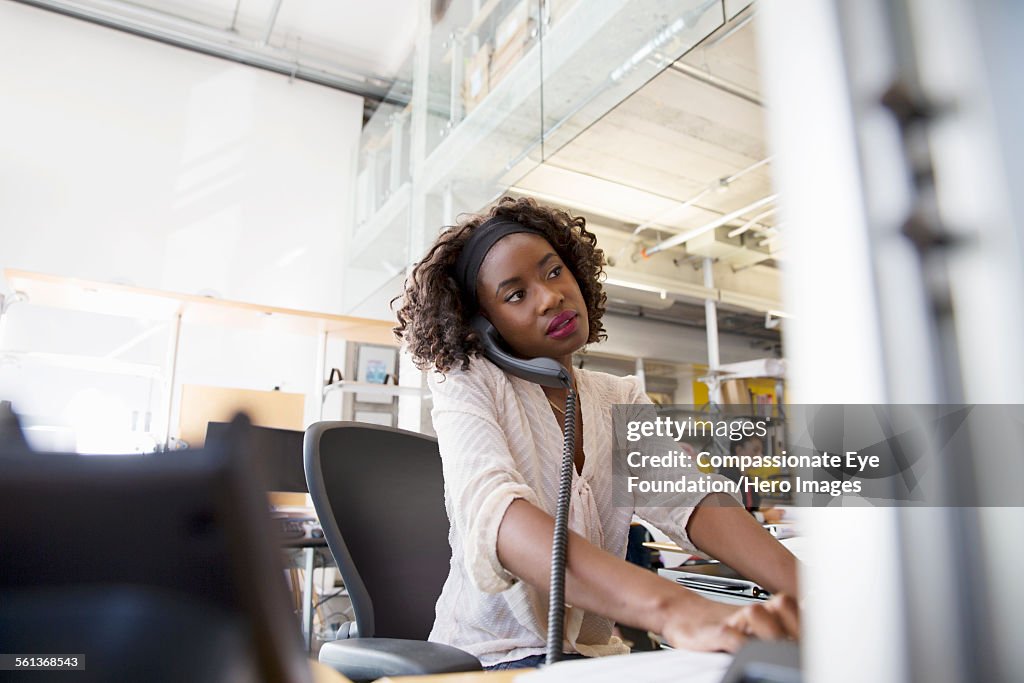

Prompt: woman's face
[{"left": 475, "top": 232, "right": 589, "bottom": 361}]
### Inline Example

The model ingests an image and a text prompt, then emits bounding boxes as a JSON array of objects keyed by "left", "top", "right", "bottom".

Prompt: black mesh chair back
[{"left": 304, "top": 422, "right": 450, "bottom": 641}]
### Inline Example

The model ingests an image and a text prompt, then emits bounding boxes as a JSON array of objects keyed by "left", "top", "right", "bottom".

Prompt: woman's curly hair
[{"left": 393, "top": 196, "right": 607, "bottom": 375}]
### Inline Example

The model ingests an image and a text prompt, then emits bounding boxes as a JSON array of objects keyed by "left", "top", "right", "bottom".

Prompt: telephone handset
[
  {"left": 471, "top": 316, "right": 572, "bottom": 390},
  {"left": 471, "top": 313, "right": 575, "bottom": 665}
]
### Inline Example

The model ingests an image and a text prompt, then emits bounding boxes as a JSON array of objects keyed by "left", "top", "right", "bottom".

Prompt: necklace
[
  {"left": 546, "top": 383, "right": 579, "bottom": 416},
  {"left": 547, "top": 397, "right": 567, "bottom": 415}
]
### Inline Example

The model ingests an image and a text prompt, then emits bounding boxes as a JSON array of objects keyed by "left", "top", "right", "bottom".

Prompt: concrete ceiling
[
  {"left": 509, "top": 8, "right": 781, "bottom": 346},
  {"left": 514, "top": 8, "right": 774, "bottom": 241}
]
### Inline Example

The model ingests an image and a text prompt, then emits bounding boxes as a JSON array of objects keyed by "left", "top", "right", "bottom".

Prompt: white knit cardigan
[{"left": 426, "top": 357, "right": 715, "bottom": 667}]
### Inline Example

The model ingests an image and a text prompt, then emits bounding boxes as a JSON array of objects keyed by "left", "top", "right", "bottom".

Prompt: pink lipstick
[{"left": 547, "top": 311, "right": 578, "bottom": 339}]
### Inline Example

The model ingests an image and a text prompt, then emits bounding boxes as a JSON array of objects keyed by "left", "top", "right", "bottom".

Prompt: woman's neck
[{"left": 542, "top": 363, "right": 577, "bottom": 398}]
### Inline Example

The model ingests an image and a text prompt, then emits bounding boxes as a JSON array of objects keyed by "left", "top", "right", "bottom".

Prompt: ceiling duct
[
  {"left": 602, "top": 266, "right": 782, "bottom": 315},
  {"left": 602, "top": 268, "right": 715, "bottom": 311},
  {"left": 603, "top": 279, "right": 676, "bottom": 310},
  {"left": 14, "top": 0, "right": 398, "bottom": 104},
  {"left": 685, "top": 226, "right": 776, "bottom": 268},
  {"left": 642, "top": 194, "right": 778, "bottom": 258}
]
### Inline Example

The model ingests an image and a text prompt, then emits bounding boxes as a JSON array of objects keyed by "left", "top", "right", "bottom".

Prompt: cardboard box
[
  {"left": 720, "top": 379, "right": 751, "bottom": 405},
  {"left": 462, "top": 43, "right": 492, "bottom": 113},
  {"left": 490, "top": 34, "right": 526, "bottom": 87},
  {"left": 178, "top": 384, "right": 305, "bottom": 448}
]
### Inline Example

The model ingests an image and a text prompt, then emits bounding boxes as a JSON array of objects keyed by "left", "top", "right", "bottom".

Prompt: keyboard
[
  {"left": 273, "top": 515, "right": 321, "bottom": 540},
  {"left": 278, "top": 517, "right": 309, "bottom": 539}
]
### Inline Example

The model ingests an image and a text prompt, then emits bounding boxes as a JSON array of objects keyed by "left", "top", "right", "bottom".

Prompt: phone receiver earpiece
[{"left": 471, "top": 316, "right": 572, "bottom": 390}]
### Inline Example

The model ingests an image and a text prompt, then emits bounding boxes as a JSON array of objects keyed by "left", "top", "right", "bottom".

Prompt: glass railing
[
  {"left": 349, "top": 0, "right": 737, "bottom": 317},
  {"left": 420, "top": 0, "right": 545, "bottom": 223},
  {"left": 540, "top": 0, "right": 725, "bottom": 158},
  {"left": 354, "top": 53, "right": 414, "bottom": 234},
  {"left": 346, "top": 51, "right": 414, "bottom": 315}
]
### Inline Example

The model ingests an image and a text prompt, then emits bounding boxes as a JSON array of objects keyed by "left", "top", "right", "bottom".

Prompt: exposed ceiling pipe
[
  {"left": 632, "top": 157, "right": 772, "bottom": 239},
  {"left": 668, "top": 6, "right": 761, "bottom": 105},
  {"left": 601, "top": 266, "right": 784, "bottom": 316},
  {"left": 261, "top": 0, "right": 284, "bottom": 46},
  {"left": 727, "top": 205, "right": 779, "bottom": 238},
  {"left": 642, "top": 194, "right": 779, "bottom": 258},
  {"left": 228, "top": 0, "right": 241, "bottom": 32},
  {"left": 15, "top": 0, "right": 400, "bottom": 104},
  {"left": 611, "top": 156, "right": 772, "bottom": 264},
  {"left": 702, "top": 10, "right": 757, "bottom": 51},
  {"left": 669, "top": 61, "right": 763, "bottom": 107},
  {"left": 723, "top": 156, "right": 773, "bottom": 184}
]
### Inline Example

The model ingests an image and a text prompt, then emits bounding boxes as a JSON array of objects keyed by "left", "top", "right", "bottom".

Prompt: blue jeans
[{"left": 485, "top": 653, "right": 588, "bottom": 670}]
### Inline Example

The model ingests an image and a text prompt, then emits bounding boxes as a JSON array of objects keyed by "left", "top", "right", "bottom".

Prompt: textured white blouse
[{"left": 426, "top": 357, "right": 716, "bottom": 667}]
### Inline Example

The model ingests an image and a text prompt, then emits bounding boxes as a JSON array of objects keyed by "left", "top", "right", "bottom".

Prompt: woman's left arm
[
  {"left": 620, "top": 378, "right": 798, "bottom": 595},
  {"left": 686, "top": 493, "right": 799, "bottom": 595}
]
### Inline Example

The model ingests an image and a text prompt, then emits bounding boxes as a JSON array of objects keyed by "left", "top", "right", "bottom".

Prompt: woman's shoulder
[
  {"left": 427, "top": 355, "right": 511, "bottom": 401},
  {"left": 578, "top": 368, "right": 646, "bottom": 403}
]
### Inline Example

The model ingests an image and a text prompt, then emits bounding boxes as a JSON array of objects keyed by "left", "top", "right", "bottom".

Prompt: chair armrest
[{"left": 319, "top": 638, "right": 481, "bottom": 682}]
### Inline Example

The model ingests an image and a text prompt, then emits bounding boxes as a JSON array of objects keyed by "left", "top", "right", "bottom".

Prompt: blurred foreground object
[{"left": 0, "top": 411, "right": 314, "bottom": 683}]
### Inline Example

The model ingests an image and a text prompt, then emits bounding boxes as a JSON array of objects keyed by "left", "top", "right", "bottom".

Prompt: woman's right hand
[{"left": 660, "top": 593, "right": 800, "bottom": 653}]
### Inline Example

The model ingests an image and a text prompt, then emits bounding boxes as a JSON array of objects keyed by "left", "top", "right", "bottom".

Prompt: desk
[
  {"left": 375, "top": 649, "right": 734, "bottom": 683},
  {"left": 311, "top": 660, "right": 355, "bottom": 682},
  {"left": 283, "top": 536, "right": 332, "bottom": 653},
  {"left": 641, "top": 541, "right": 688, "bottom": 554},
  {"left": 641, "top": 521, "right": 796, "bottom": 556},
  {"left": 377, "top": 671, "right": 525, "bottom": 683}
]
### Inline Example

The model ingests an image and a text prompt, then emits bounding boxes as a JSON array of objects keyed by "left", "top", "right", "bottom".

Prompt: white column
[{"left": 702, "top": 258, "right": 721, "bottom": 403}]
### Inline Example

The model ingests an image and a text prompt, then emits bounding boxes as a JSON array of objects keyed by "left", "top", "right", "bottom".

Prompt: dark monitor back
[
  {"left": 0, "top": 415, "right": 312, "bottom": 683},
  {"left": 206, "top": 421, "right": 307, "bottom": 493}
]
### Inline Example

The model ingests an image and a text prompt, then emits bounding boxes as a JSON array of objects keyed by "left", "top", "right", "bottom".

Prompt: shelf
[
  {"left": 322, "top": 381, "right": 427, "bottom": 398},
  {"left": 421, "top": 0, "right": 640, "bottom": 195},
  {"left": 5, "top": 269, "right": 397, "bottom": 347},
  {"left": 420, "top": 0, "right": 726, "bottom": 198},
  {"left": 1, "top": 350, "right": 163, "bottom": 380}
]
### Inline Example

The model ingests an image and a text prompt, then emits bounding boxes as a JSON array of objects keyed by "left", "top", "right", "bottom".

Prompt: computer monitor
[
  {"left": 205, "top": 421, "right": 307, "bottom": 494},
  {"left": 0, "top": 414, "right": 312, "bottom": 683}
]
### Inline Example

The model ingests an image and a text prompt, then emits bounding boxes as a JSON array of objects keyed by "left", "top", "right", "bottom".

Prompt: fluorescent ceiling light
[
  {"left": 643, "top": 194, "right": 779, "bottom": 257},
  {"left": 604, "top": 277, "right": 668, "bottom": 299}
]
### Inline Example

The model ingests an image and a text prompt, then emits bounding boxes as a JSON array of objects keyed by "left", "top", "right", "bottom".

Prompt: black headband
[{"left": 454, "top": 217, "right": 548, "bottom": 309}]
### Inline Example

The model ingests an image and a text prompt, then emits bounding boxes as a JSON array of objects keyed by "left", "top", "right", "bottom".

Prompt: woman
[{"left": 393, "top": 197, "right": 799, "bottom": 670}]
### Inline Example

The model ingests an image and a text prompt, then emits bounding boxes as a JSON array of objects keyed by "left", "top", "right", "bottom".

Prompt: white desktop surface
[{"left": 514, "top": 649, "right": 731, "bottom": 683}]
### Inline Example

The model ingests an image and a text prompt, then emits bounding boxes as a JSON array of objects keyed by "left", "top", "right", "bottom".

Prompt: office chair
[
  {"left": 0, "top": 413, "right": 313, "bottom": 683},
  {"left": 304, "top": 421, "right": 482, "bottom": 681}
]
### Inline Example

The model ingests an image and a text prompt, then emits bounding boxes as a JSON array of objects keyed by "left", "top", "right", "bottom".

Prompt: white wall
[
  {"left": 0, "top": 3, "right": 363, "bottom": 448},
  {"left": 0, "top": 2, "right": 361, "bottom": 311}
]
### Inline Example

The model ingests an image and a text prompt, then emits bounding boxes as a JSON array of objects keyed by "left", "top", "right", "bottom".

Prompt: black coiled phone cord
[{"left": 545, "top": 388, "right": 577, "bottom": 666}]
